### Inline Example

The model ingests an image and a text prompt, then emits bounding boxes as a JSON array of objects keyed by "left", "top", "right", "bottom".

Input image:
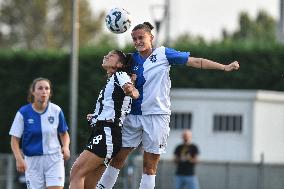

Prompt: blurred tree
[
  {"left": 171, "top": 33, "right": 206, "bottom": 47},
  {"left": 0, "top": 0, "right": 48, "bottom": 49},
  {"left": 171, "top": 10, "right": 277, "bottom": 48},
  {"left": 0, "top": 0, "right": 113, "bottom": 49},
  {"left": 222, "top": 10, "right": 277, "bottom": 44}
]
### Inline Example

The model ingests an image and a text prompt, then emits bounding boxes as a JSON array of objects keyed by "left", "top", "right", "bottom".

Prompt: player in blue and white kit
[
  {"left": 9, "top": 77, "right": 70, "bottom": 189},
  {"left": 69, "top": 50, "right": 139, "bottom": 189},
  {"left": 97, "top": 22, "right": 240, "bottom": 189}
]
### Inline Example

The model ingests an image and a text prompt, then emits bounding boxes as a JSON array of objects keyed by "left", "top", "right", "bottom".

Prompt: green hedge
[
  {"left": 1, "top": 44, "right": 284, "bottom": 153},
  {"left": 171, "top": 43, "right": 284, "bottom": 90}
]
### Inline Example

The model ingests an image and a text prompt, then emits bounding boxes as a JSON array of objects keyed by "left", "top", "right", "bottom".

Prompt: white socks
[
  {"left": 139, "top": 174, "right": 156, "bottom": 189},
  {"left": 96, "top": 166, "right": 156, "bottom": 189},
  {"left": 96, "top": 165, "right": 120, "bottom": 189}
]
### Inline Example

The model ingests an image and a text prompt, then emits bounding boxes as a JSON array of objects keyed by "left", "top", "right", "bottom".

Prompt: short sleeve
[
  {"left": 165, "top": 47, "right": 190, "bottom": 65},
  {"left": 115, "top": 72, "right": 132, "bottom": 88},
  {"left": 9, "top": 112, "right": 24, "bottom": 138},
  {"left": 191, "top": 144, "right": 199, "bottom": 155},
  {"left": 58, "top": 110, "right": 68, "bottom": 133},
  {"left": 174, "top": 145, "right": 181, "bottom": 156}
]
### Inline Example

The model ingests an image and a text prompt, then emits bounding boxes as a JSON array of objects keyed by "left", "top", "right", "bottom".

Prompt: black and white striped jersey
[{"left": 90, "top": 71, "right": 132, "bottom": 126}]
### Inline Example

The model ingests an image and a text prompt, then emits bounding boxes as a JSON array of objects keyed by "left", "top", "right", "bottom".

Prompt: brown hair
[
  {"left": 112, "top": 50, "right": 135, "bottom": 76},
  {"left": 132, "top": 22, "right": 154, "bottom": 34},
  {"left": 112, "top": 50, "right": 127, "bottom": 65},
  {"left": 27, "top": 77, "right": 52, "bottom": 103}
]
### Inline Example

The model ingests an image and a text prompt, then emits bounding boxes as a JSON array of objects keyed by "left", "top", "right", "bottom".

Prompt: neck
[
  {"left": 139, "top": 48, "right": 153, "bottom": 58},
  {"left": 107, "top": 70, "right": 115, "bottom": 78},
  {"left": 32, "top": 101, "right": 48, "bottom": 113},
  {"left": 107, "top": 72, "right": 112, "bottom": 78},
  {"left": 105, "top": 66, "right": 116, "bottom": 77}
]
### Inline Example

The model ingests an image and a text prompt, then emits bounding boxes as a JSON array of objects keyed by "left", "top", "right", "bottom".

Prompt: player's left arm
[
  {"left": 117, "top": 72, "right": 139, "bottom": 99},
  {"left": 59, "top": 132, "right": 70, "bottom": 161},
  {"left": 123, "top": 82, "right": 139, "bottom": 99},
  {"left": 187, "top": 57, "right": 239, "bottom": 71}
]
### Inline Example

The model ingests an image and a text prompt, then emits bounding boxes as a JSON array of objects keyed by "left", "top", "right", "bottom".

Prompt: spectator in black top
[{"left": 174, "top": 129, "right": 200, "bottom": 189}]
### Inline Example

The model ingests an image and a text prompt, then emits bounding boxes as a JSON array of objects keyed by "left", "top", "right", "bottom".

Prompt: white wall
[
  {"left": 194, "top": 100, "right": 253, "bottom": 162},
  {"left": 170, "top": 90, "right": 253, "bottom": 161},
  {"left": 165, "top": 89, "right": 284, "bottom": 163},
  {"left": 253, "top": 101, "right": 284, "bottom": 163}
]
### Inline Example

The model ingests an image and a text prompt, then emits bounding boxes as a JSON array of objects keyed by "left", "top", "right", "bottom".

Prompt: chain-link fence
[
  {"left": 130, "top": 157, "right": 284, "bottom": 189},
  {"left": 2, "top": 153, "right": 284, "bottom": 189}
]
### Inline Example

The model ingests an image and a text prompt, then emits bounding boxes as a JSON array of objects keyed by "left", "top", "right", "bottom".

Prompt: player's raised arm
[{"left": 187, "top": 57, "right": 239, "bottom": 71}]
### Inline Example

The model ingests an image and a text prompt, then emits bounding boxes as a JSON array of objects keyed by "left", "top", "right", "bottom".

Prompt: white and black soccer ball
[{"left": 105, "top": 7, "right": 132, "bottom": 34}]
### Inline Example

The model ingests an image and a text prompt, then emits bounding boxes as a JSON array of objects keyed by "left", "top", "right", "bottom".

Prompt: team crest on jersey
[
  {"left": 149, "top": 54, "right": 157, "bottom": 63},
  {"left": 48, "top": 116, "right": 54, "bottom": 124}
]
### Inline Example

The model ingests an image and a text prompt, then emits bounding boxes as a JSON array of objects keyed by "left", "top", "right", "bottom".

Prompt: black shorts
[{"left": 85, "top": 121, "right": 122, "bottom": 160}]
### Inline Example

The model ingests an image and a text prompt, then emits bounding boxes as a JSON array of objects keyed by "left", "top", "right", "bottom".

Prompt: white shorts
[
  {"left": 25, "top": 152, "right": 65, "bottom": 189},
  {"left": 122, "top": 114, "right": 170, "bottom": 154}
]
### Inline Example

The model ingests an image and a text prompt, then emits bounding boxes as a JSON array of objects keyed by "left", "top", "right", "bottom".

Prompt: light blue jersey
[
  {"left": 9, "top": 102, "right": 68, "bottom": 156},
  {"left": 131, "top": 46, "right": 190, "bottom": 115}
]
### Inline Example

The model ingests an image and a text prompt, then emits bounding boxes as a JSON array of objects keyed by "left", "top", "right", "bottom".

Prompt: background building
[{"left": 164, "top": 89, "right": 284, "bottom": 163}]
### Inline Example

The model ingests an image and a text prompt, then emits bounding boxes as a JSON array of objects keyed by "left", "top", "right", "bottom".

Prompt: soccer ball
[{"left": 105, "top": 7, "right": 132, "bottom": 34}]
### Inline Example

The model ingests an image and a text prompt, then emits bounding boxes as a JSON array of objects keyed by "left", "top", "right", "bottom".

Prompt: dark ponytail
[
  {"left": 113, "top": 50, "right": 135, "bottom": 76},
  {"left": 120, "top": 53, "right": 135, "bottom": 76}
]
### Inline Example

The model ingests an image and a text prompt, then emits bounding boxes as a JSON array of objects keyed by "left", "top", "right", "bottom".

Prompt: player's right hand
[
  {"left": 16, "top": 158, "right": 27, "bottom": 173},
  {"left": 86, "top": 114, "right": 93, "bottom": 121}
]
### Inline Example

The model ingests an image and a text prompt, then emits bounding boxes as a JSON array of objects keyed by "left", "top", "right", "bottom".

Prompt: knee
[
  {"left": 69, "top": 166, "right": 77, "bottom": 181},
  {"left": 70, "top": 163, "right": 82, "bottom": 181},
  {"left": 143, "top": 161, "right": 158, "bottom": 175},
  {"left": 143, "top": 153, "right": 160, "bottom": 175},
  {"left": 110, "top": 155, "right": 126, "bottom": 169}
]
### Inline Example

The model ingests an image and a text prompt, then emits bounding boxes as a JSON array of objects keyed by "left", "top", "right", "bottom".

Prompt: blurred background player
[
  {"left": 9, "top": 77, "right": 70, "bottom": 189},
  {"left": 69, "top": 50, "right": 139, "bottom": 189},
  {"left": 174, "top": 129, "right": 200, "bottom": 189}
]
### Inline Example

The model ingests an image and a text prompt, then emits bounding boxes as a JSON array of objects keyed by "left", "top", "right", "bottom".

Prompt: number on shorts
[{"left": 92, "top": 135, "right": 103, "bottom": 144}]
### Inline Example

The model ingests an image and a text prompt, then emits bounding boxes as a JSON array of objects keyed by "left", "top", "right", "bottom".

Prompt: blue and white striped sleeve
[
  {"left": 9, "top": 111, "right": 24, "bottom": 138},
  {"left": 165, "top": 47, "right": 190, "bottom": 65},
  {"left": 58, "top": 110, "right": 68, "bottom": 133}
]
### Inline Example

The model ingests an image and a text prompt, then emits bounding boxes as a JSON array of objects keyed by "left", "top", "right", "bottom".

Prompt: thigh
[
  {"left": 122, "top": 115, "right": 143, "bottom": 148},
  {"left": 47, "top": 186, "right": 63, "bottom": 189},
  {"left": 141, "top": 115, "right": 170, "bottom": 154},
  {"left": 71, "top": 150, "right": 104, "bottom": 178},
  {"left": 186, "top": 176, "right": 200, "bottom": 189},
  {"left": 110, "top": 147, "right": 134, "bottom": 169},
  {"left": 175, "top": 176, "right": 183, "bottom": 189},
  {"left": 25, "top": 156, "right": 45, "bottom": 189}
]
